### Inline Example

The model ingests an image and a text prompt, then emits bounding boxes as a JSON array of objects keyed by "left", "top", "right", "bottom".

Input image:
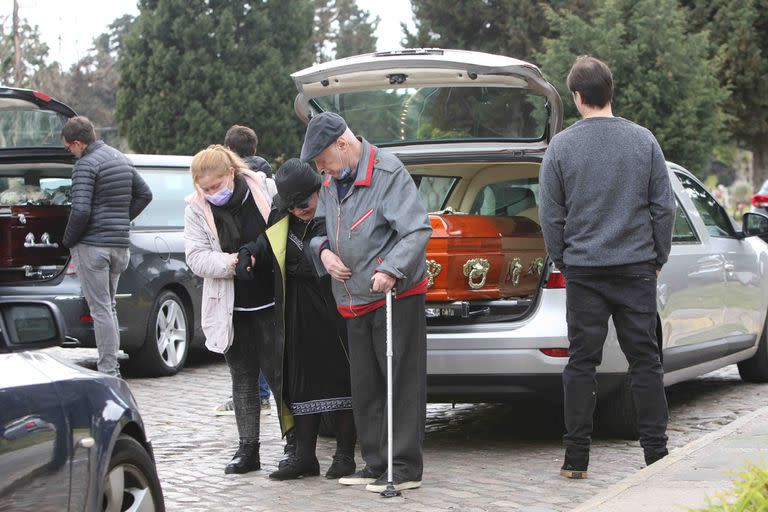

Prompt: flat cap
[
  {"left": 300, "top": 112, "right": 347, "bottom": 162},
  {"left": 272, "top": 158, "right": 323, "bottom": 211}
]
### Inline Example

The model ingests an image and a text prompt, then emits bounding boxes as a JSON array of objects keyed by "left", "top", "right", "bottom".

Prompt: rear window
[
  {"left": 312, "top": 86, "right": 548, "bottom": 146},
  {"left": 132, "top": 168, "right": 192, "bottom": 229},
  {"left": 0, "top": 102, "right": 69, "bottom": 148}
]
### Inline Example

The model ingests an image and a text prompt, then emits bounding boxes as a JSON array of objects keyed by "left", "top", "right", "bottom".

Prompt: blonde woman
[{"left": 183, "top": 145, "right": 281, "bottom": 474}]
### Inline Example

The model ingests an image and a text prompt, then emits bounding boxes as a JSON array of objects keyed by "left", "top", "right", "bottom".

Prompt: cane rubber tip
[{"left": 380, "top": 485, "right": 402, "bottom": 498}]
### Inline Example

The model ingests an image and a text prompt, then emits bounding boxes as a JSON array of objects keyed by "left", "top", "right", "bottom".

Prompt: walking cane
[{"left": 381, "top": 288, "right": 401, "bottom": 498}]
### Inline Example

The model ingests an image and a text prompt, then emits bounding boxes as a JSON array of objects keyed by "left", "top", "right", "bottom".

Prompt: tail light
[
  {"left": 752, "top": 194, "right": 768, "bottom": 208},
  {"left": 79, "top": 315, "right": 93, "bottom": 323},
  {"left": 32, "top": 90, "right": 52, "bottom": 102},
  {"left": 65, "top": 261, "right": 77, "bottom": 275},
  {"left": 540, "top": 348, "right": 570, "bottom": 357},
  {"left": 545, "top": 268, "right": 566, "bottom": 289}
]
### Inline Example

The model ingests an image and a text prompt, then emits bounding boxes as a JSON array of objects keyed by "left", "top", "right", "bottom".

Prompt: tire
[
  {"left": 594, "top": 375, "right": 639, "bottom": 440},
  {"left": 738, "top": 319, "right": 768, "bottom": 382},
  {"left": 129, "top": 290, "right": 189, "bottom": 377},
  {"left": 103, "top": 434, "right": 165, "bottom": 512}
]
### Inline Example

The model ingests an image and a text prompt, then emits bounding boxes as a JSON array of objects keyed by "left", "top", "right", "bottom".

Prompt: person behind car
[
  {"left": 243, "top": 158, "right": 357, "bottom": 481},
  {"left": 61, "top": 116, "right": 152, "bottom": 378},
  {"left": 539, "top": 55, "right": 676, "bottom": 479},
  {"left": 225, "top": 124, "right": 273, "bottom": 178},
  {"left": 183, "top": 144, "right": 278, "bottom": 475},
  {"left": 303, "top": 112, "right": 432, "bottom": 493}
]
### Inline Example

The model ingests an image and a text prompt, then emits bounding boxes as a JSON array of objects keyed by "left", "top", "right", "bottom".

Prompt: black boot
[
  {"left": 269, "top": 456, "right": 320, "bottom": 480},
  {"left": 325, "top": 454, "right": 356, "bottom": 479},
  {"left": 225, "top": 440, "right": 260, "bottom": 475},
  {"left": 645, "top": 448, "right": 668, "bottom": 466}
]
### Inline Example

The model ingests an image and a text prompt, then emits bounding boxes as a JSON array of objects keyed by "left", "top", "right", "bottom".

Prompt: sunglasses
[{"left": 289, "top": 199, "right": 310, "bottom": 210}]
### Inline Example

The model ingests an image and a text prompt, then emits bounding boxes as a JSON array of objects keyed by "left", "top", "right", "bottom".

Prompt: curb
[{"left": 571, "top": 405, "right": 768, "bottom": 512}]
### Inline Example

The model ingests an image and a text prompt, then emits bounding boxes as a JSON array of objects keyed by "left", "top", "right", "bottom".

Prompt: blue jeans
[{"left": 259, "top": 371, "right": 270, "bottom": 400}]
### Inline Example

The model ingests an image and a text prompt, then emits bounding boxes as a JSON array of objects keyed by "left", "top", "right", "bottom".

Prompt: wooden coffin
[
  {"left": 0, "top": 205, "right": 70, "bottom": 269},
  {"left": 425, "top": 214, "right": 546, "bottom": 302}
]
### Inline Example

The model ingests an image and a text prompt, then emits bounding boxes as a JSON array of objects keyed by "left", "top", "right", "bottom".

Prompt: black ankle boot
[
  {"left": 645, "top": 448, "right": 668, "bottom": 466},
  {"left": 325, "top": 454, "right": 356, "bottom": 479},
  {"left": 225, "top": 440, "right": 260, "bottom": 474},
  {"left": 269, "top": 456, "right": 320, "bottom": 480}
]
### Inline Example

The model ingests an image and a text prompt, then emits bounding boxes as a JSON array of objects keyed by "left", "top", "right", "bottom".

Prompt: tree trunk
[
  {"left": 754, "top": 144, "right": 768, "bottom": 192},
  {"left": 13, "top": 0, "right": 22, "bottom": 87}
]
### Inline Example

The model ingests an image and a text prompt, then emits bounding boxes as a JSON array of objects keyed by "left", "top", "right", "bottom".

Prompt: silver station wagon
[{"left": 291, "top": 49, "right": 768, "bottom": 436}]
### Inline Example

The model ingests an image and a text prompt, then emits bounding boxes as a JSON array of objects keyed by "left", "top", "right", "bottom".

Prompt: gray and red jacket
[{"left": 309, "top": 139, "right": 432, "bottom": 318}]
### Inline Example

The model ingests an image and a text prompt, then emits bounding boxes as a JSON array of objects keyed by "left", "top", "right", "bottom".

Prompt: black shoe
[
  {"left": 284, "top": 430, "right": 297, "bottom": 457},
  {"left": 224, "top": 441, "right": 260, "bottom": 475},
  {"left": 338, "top": 466, "right": 383, "bottom": 485},
  {"left": 560, "top": 450, "right": 589, "bottom": 479},
  {"left": 325, "top": 454, "right": 356, "bottom": 479},
  {"left": 269, "top": 457, "right": 320, "bottom": 480},
  {"left": 645, "top": 448, "right": 668, "bottom": 466}
]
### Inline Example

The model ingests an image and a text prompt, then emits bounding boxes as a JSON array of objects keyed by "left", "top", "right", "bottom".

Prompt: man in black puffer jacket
[{"left": 61, "top": 116, "right": 152, "bottom": 377}]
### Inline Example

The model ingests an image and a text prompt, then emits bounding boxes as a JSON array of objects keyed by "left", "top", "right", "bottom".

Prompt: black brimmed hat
[
  {"left": 273, "top": 158, "right": 323, "bottom": 211},
  {"left": 300, "top": 112, "right": 347, "bottom": 162}
]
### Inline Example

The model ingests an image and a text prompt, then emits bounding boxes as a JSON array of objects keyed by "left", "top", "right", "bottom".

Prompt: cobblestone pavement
[{"left": 46, "top": 348, "right": 768, "bottom": 512}]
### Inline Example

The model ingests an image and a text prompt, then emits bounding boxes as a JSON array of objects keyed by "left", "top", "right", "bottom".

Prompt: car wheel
[
  {"left": 130, "top": 290, "right": 189, "bottom": 377},
  {"left": 595, "top": 375, "right": 639, "bottom": 440},
  {"left": 737, "top": 318, "right": 768, "bottom": 383},
  {"left": 103, "top": 435, "right": 164, "bottom": 512}
]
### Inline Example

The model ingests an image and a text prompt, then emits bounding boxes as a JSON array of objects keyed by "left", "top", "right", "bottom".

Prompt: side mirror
[
  {"left": 0, "top": 300, "right": 65, "bottom": 353},
  {"left": 742, "top": 212, "right": 768, "bottom": 238}
]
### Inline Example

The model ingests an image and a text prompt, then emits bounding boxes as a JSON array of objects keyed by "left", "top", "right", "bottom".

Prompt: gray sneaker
[
  {"left": 214, "top": 398, "right": 235, "bottom": 416},
  {"left": 260, "top": 397, "right": 271, "bottom": 415}
]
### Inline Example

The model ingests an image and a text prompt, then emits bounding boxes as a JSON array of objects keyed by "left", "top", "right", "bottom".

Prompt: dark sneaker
[
  {"left": 338, "top": 466, "right": 382, "bottom": 485},
  {"left": 560, "top": 450, "right": 589, "bottom": 479},
  {"left": 269, "top": 457, "right": 320, "bottom": 480},
  {"left": 325, "top": 454, "right": 356, "bottom": 479},
  {"left": 644, "top": 448, "right": 669, "bottom": 466},
  {"left": 365, "top": 474, "right": 422, "bottom": 492},
  {"left": 224, "top": 441, "right": 260, "bottom": 474}
]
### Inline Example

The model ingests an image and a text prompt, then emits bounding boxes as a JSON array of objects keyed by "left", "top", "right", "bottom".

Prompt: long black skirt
[{"left": 283, "top": 275, "right": 352, "bottom": 415}]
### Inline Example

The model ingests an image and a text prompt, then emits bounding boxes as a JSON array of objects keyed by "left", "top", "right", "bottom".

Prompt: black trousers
[
  {"left": 345, "top": 293, "right": 427, "bottom": 482},
  {"left": 562, "top": 263, "right": 668, "bottom": 458},
  {"left": 224, "top": 309, "right": 274, "bottom": 443}
]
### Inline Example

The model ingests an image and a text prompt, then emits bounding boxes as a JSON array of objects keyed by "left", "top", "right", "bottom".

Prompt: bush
[{"left": 689, "top": 462, "right": 768, "bottom": 511}]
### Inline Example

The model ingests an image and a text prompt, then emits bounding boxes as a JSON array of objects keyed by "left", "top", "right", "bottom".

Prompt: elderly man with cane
[{"left": 303, "top": 112, "right": 432, "bottom": 493}]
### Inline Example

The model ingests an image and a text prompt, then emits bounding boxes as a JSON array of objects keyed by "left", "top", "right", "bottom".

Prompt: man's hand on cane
[
  {"left": 321, "top": 249, "right": 352, "bottom": 282},
  {"left": 371, "top": 271, "right": 396, "bottom": 293}
]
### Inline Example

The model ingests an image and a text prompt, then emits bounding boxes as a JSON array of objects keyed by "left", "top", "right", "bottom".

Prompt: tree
[
  {"left": 537, "top": 0, "right": 728, "bottom": 175},
  {"left": 683, "top": 0, "right": 768, "bottom": 188},
  {"left": 0, "top": 10, "right": 56, "bottom": 87},
  {"left": 116, "top": 0, "right": 315, "bottom": 161},
  {"left": 313, "top": 0, "right": 378, "bottom": 63}
]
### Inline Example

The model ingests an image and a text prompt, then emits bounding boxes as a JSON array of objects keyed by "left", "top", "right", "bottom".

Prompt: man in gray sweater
[
  {"left": 540, "top": 56, "right": 675, "bottom": 479},
  {"left": 62, "top": 116, "right": 152, "bottom": 377}
]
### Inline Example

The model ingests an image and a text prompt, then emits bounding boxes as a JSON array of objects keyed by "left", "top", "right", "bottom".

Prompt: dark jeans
[
  {"left": 224, "top": 309, "right": 274, "bottom": 443},
  {"left": 346, "top": 293, "right": 427, "bottom": 482},
  {"left": 562, "top": 263, "right": 668, "bottom": 458}
]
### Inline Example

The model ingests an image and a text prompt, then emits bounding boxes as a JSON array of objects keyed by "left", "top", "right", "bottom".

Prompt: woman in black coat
[{"left": 242, "top": 158, "right": 356, "bottom": 480}]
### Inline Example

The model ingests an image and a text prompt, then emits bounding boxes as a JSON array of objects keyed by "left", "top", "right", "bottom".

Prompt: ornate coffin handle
[
  {"left": 528, "top": 256, "right": 544, "bottom": 277},
  {"left": 463, "top": 258, "right": 490, "bottom": 290},
  {"left": 508, "top": 257, "right": 523, "bottom": 286},
  {"left": 425, "top": 259, "right": 442, "bottom": 288}
]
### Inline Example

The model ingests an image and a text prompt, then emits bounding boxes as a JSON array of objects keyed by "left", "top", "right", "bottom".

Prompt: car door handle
[{"left": 77, "top": 437, "right": 95, "bottom": 448}]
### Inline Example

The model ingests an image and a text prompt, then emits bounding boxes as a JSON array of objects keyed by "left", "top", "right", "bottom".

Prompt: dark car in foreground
[
  {"left": 0, "top": 298, "right": 164, "bottom": 510},
  {"left": 0, "top": 87, "right": 205, "bottom": 376}
]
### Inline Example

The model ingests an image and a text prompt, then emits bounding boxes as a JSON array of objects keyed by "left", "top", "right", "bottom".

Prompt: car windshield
[
  {"left": 0, "top": 104, "right": 69, "bottom": 148},
  {"left": 311, "top": 86, "right": 548, "bottom": 146}
]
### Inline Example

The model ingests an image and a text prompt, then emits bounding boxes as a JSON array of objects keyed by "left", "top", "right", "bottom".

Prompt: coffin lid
[{"left": 292, "top": 49, "right": 563, "bottom": 149}]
